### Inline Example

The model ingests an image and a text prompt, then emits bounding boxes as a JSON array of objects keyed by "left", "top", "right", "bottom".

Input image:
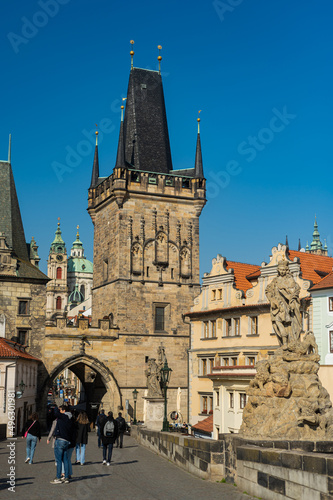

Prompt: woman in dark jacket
[
  {"left": 22, "top": 412, "right": 41, "bottom": 464},
  {"left": 100, "top": 411, "right": 119, "bottom": 466},
  {"left": 75, "top": 411, "right": 90, "bottom": 465}
]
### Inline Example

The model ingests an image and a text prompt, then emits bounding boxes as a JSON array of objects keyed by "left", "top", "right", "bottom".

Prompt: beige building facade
[{"left": 187, "top": 243, "right": 333, "bottom": 436}]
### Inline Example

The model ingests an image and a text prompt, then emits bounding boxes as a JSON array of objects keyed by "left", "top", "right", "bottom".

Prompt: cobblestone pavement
[{"left": 0, "top": 434, "right": 255, "bottom": 500}]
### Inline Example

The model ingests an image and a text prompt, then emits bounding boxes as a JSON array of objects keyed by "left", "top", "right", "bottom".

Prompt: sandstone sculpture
[
  {"left": 240, "top": 260, "right": 333, "bottom": 440},
  {"left": 145, "top": 346, "right": 168, "bottom": 398}
]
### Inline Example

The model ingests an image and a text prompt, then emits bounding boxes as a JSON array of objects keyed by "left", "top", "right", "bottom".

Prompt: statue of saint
[
  {"left": 145, "top": 358, "right": 162, "bottom": 398},
  {"left": 265, "top": 259, "right": 302, "bottom": 348}
]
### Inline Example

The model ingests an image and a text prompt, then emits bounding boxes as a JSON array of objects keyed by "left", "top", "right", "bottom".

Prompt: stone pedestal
[{"left": 143, "top": 397, "right": 164, "bottom": 431}]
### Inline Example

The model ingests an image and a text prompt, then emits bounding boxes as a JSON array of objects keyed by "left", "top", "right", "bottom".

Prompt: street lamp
[
  {"left": 132, "top": 388, "right": 138, "bottom": 425},
  {"left": 16, "top": 380, "right": 26, "bottom": 399},
  {"left": 160, "top": 360, "right": 172, "bottom": 432}
]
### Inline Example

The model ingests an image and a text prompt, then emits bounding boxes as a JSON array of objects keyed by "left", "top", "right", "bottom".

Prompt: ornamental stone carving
[{"left": 240, "top": 259, "right": 333, "bottom": 440}]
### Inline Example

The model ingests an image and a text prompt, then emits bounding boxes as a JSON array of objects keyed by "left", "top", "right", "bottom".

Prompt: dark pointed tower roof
[
  {"left": 310, "top": 216, "right": 323, "bottom": 252},
  {"left": 194, "top": 116, "right": 204, "bottom": 178},
  {"left": 298, "top": 238, "right": 301, "bottom": 251},
  {"left": 90, "top": 129, "right": 100, "bottom": 188},
  {"left": 0, "top": 156, "right": 29, "bottom": 262},
  {"left": 123, "top": 67, "right": 173, "bottom": 173}
]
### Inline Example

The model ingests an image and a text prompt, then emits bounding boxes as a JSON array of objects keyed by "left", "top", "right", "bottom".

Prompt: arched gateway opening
[{"left": 38, "top": 354, "right": 122, "bottom": 425}]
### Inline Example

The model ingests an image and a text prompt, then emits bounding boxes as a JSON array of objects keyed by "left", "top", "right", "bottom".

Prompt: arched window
[
  {"left": 56, "top": 267, "right": 62, "bottom": 279},
  {"left": 56, "top": 296, "right": 62, "bottom": 310},
  {"left": 80, "top": 285, "right": 85, "bottom": 300}
]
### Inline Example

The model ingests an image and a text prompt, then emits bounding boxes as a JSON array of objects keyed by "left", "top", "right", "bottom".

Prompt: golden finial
[
  {"left": 95, "top": 123, "right": 99, "bottom": 146},
  {"left": 57, "top": 217, "right": 60, "bottom": 227},
  {"left": 157, "top": 45, "right": 162, "bottom": 74},
  {"left": 76, "top": 225, "right": 80, "bottom": 238},
  {"left": 121, "top": 98, "right": 127, "bottom": 121},
  {"left": 197, "top": 110, "right": 202, "bottom": 133},
  {"left": 130, "top": 40, "right": 135, "bottom": 69}
]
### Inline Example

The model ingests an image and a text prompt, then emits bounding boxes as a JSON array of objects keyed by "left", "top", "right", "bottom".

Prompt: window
[
  {"left": 223, "top": 357, "right": 229, "bottom": 366},
  {"left": 248, "top": 356, "right": 256, "bottom": 366},
  {"left": 225, "top": 318, "right": 232, "bottom": 336},
  {"left": 209, "top": 396, "right": 213, "bottom": 414},
  {"left": 234, "top": 318, "right": 240, "bottom": 336},
  {"left": 155, "top": 307, "right": 165, "bottom": 331},
  {"left": 249, "top": 316, "right": 258, "bottom": 335},
  {"left": 209, "top": 358, "right": 215, "bottom": 373},
  {"left": 203, "top": 321, "right": 209, "bottom": 338},
  {"left": 147, "top": 267, "right": 149, "bottom": 277},
  {"left": 330, "top": 331, "right": 333, "bottom": 353},
  {"left": 171, "top": 268, "right": 174, "bottom": 279},
  {"left": 240, "top": 393, "right": 247, "bottom": 409},
  {"left": 201, "top": 358, "right": 207, "bottom": 375},
  {"left": 215, "top": 390, "right": 220, "bottom": 407},
  {"left": 103, "top": 259, "right": 108, "bottom": 281},
  {"left": 80, "top": 285, "right": 85, "bottom": 300},
  {"left": 211, "top": 290, "right": 216, "bottom": 301},
  {"left": 211, "top": 320, "right": 216, "bottom": 337},
  {"left": 18, "top": 330, "right": 27, "bottom": 345},
  {"left": 202, "top": 396, "right": 208, "bottom": 414},
  {"left": 56, "top": 267, "right": 62, "bottom": 279},
  {"left": 218, "top": 289, "right": 222, "bottom": 300},
  {"left": 231, "top": 357, "right": 237, "bottom": 366},
  {"left": 229, "top": 392, "right": 234, "bottom": 409},
  {"left": 18, "top": 301, "right": 29, "bottom": 315},
  {"left": 56, "top": 296, "right": 62, "bottom": 310},
  {"left": 329, "top": 298, "right": 333, "bottom": 312}
]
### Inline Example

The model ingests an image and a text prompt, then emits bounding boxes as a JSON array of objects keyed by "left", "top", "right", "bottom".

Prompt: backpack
[
  {"left": 103, "top": 419, "right": 115, "bottom": 437},
  {"left": 117, "top": 417, "right": 126, "bottom": 432}
]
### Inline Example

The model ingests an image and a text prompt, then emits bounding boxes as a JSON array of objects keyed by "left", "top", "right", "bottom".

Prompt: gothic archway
[{"left": 38, "top": 354, "right": 122, "bottom": 425}]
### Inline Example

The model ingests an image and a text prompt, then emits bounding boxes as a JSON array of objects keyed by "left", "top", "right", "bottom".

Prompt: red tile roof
[
  {"left": 310, "top": 271, "right": 333, "bottom": 291},
  {"left": 225, "top": 260, "right": 260, "bottom": 292},
  {"left": 191, "top": 414, "right": 213, "bottom": 434},
  {"left": 0, "top": 338, "right": 41, "bottom": 361},
  {"left": 289, "top": 250, "right": 333, "bottom": 284},
  {"left": 246, "top": 251, "right": 333, "bottom": 285}
]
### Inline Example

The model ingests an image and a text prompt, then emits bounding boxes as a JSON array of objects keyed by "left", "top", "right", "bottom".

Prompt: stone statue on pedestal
[
  {"left": 145, "top": 358, "right": 162, "bottom": 398},
  {"left": 240, "top": 259, "right": 333, "bottom": 440},
  {"left": 265, "top": 259, "right": 302, "bottom": 348}
]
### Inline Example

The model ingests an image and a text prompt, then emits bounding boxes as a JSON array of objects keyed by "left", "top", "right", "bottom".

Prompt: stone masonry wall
[
  {"left": 131, "top": 427, "right": 224, "bottom": 481},
  {"left": 132, "top": 428, "right": 333, "bottom": 499}
]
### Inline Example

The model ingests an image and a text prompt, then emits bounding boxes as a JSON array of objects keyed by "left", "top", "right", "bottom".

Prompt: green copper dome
[
  {"left": 50, "top": 221, "right": 66, "bottom": 254},
  {"left": 68, "top": 284, "right": 84, "bottom": 304},
  {"left": 67, "top": 257, "right": 93, "bottom": 274}
]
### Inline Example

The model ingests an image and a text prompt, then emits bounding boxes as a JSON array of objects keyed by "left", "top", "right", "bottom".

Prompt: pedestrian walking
[
  {"left": 95, "top": 409, "right": 105, "bottom": 448},
  {"left": 115, "top": 412, "right": 126, "bottom": 448},
  {"left": 50, "top": 405, "right": 75, "bottom": 484},
  {"left": 100, "top": 411, "right": 118, "bottom": 466},
  {"left": 22, "top": 412, "right": 41, "bottom": 464},
  {"left": 75, "top": 411, "right": 90, "bottom": 465},
  {"left": 46, "top": 417, "right": 57, "bottom": 466}
]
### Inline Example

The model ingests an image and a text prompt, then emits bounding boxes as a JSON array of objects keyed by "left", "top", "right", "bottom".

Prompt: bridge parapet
[{"left": 45, "top": 317, "right": 119, "bottom": 340}]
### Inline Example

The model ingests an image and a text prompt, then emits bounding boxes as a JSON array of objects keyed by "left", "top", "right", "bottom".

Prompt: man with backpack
[
  {"left": 115, "top": 412, "right": 126, "bottom": 448},
  {"left": 100, "top": 411, "right": 119, "bottom": 466}
]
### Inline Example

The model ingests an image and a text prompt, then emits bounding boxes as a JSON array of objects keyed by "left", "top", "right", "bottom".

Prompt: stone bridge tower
[{"left": 87, "top": 58, "right": 206, "bottom": 419}]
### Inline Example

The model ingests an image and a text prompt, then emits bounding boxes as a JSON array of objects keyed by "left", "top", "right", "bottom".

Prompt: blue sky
[{"left": 1, "top": 0, "right": 333, "bottom": 276}]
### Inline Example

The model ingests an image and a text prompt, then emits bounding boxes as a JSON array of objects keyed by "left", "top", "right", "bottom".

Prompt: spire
[
  {"left": 306, "top": 241, "right": 309, "bottom": 252},
  {"left": 285, "top": 234, "right": 289, "bottom": 248},
  {"left": 298, "top": 238, "right": 301, "bottom": 251},
  {"left": 50, "top": 218, "right": 66, "bottom": 254},
  {"left": 71, "top": 225, "right": 84, "bottom": 257},
  {"left": 310, "top": 216, "right": 322, "bottom": 251},
  {"left": 115, "top": 101, "right": 126, "bottom": 169},
  {"left": 90, "top": 125, "right": 99, "bottom": 188},
  {"left": 8, "top": 134, "right": 11, "bottom": 164},
  {"left": 194, "top": 111, "right": 204, "bottom": 178}
]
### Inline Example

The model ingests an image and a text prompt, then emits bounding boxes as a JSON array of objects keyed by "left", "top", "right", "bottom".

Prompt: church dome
[
  {"left": 69, "top": 285, "right": 84, "bottom": 304},
  {"left": 67, "top": 257, "right": 93, "bottom": 274}
]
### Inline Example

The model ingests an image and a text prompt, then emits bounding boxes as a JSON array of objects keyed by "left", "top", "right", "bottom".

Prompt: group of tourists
[{"left": 22, "top": 406, "right": 128, "bottom": 484}]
